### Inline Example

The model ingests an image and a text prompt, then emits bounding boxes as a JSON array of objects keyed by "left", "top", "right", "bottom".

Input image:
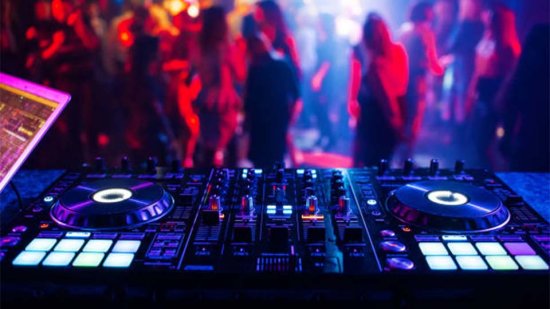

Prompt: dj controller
[{"left": 1, "top": 158, "right": 549, "bottom": 305}]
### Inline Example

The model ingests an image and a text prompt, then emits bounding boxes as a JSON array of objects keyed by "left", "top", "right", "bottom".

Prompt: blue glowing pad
[
  {"left": 12, "top": 251, "right": 46, "bottom": 266},
  {"left": 447, "top": 242, "right": 477, "bottom": 255},
  {"left": 419, "top": 242, "right": 448, "bottom": 255},
  {"left": 54, "top": 239, "right": 85, "bottom": 252},
  {"left": 73, "top": 252, "right": 105, "bottom": 267},
  {"left": 456, "top": 256, "right": 488, "bottom": 270},
  {"left": 103, "top": 253, "right": 134, "bottom": 267},
  {"left": 425, "top": 256, "right": 457, "bottom": 270},
  {"left": 42, "top": 252, "right": 75, "bottom": 266},
  {"left": 486, "top": 256, "right": 519, "bottom": 270},
  {"left": 83, "top": 240, "right": 113, "bottom": 253},
  {"left": 475, "top": 242, "right": 507, "bottom": 255},
  {"left": 112, "top": 240, "right": 141, "bottom": 253},
  {"left": 515, "top": 255, "right": 549, "bottom": 270},
  {"left": 25, "top": 238, "right": 57, "bottom": 251}
]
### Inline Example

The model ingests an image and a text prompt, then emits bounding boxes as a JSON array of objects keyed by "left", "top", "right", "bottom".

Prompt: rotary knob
[
  {"left": 455, "top": 160, "right": 465, "bottom": 174},
  {"left": 429, "top": 159, "right": 439, "bottom": 176},
  {"left": 378, "top": 159, "right": 389, "bottom": 176},
  {"left": 380, "top": 240, "right": 407, "bottom": 253},
  {"left": 403, "top": 159, "right": 414, "bottom": 176},
  {"left": 386, "top": 257, "right": 414, "bottom": 270},
  {"left": 306, "top": 195, "right": 319, "bottom": 213}
]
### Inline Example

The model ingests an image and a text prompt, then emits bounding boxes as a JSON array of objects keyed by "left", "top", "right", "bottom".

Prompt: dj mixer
[{"left": 1, "top": 158, "right": 549, "bottom": 305}]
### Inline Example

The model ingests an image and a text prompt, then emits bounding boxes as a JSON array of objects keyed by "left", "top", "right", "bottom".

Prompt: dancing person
[
  {"left": 191, "top": 6, "right": 246, "bottom": 167},
  {"left": 351, "top": 13, "right": 408, "bottom": 167},
  {"left": 399, "top": 1, "right": 446, "bottom": 159},
  {"left": 499, "top": 24, "right": 550, "bottom": 172},
  {"left": 244, "top": 34, "right": 300, "bottom": 168},
  {"left": 467, "top": 4, "right": 521, "bottom": 168}
]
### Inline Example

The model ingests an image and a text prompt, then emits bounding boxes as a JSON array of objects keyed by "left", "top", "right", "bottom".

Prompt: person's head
[
  {"left": 35, "top": 0, "right": 52, "bottom": 21},
  {"left": 363, "top": 13, "right": 392, "bottom": 56},
  {"left": 254, "top": 0, "right": 288, "bottom": 43},
  {"left": 247, "top": 33, "right": 272, "bottom": 61},
  {"left": 242, "top": 13, "right": 258, "bottom": 40},
  {"left": 199, "top": 6, "right": 228, "bottom": 51},
  {"left": 410, "top": 1, "right": 434, "bottom": 23},
  {"left": 484, "top": 3, "right": 520, "bottom": 54},
  {"left": 459, "top": 0, "right": 482, "bottom": 21},
  {"left": 51, "top": 0, "right": 73, "bottom": 23}
]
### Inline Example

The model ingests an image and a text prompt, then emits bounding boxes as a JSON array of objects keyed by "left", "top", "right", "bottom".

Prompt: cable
[{"left": 9, "top": 181, "right": 23, "bottom": 210}]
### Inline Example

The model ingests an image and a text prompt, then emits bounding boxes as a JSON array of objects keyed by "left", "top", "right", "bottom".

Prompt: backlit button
[
  {"left": 447, "top": 242, "right": 477, "bottom": 255},
  {"left": 12, "top": 251, "right": 46, "bottom": 266},
  {"left": 66, "top": 231, "right": 91, "bottom": 238},
  {"left": 42, "top": 252, "right": 75, "bottom": 266},
  {"left": 486, "top": 256, "right": 519, "bottom": 270},
  {"left": 380, "top": 241, "right": 407, "bottom": 253},
  {"left": 73, "top": 252, "right": 105, "bottom": 267},
  {"left": 83, "top": 240, "right": 113, "bottom": 253},
  {"left": 515, "top": 255, "right": 549, "bottom": 270},
  {"left": 456, "top": 256, "right": 488, "bottom": 270},
  {"left": 475, "top": 242, "right": 507, "bottom": 255},
  {"left": 26, "top": 238, "right": 57, "bottom": 251},
  {"left": 103, "top": 253, "right": 134, "bottom": 267},
  {"left": 112, "top": 240, "right": 141, "bottom": 253},
  {"left": 54, "top": 239, "right": 85, "bottom": 252},
  {"left": 419, "top": 242, "right": 448, "bottom": 255},
  {"left": 504, "top": 242, "right": 536, "bottom": 255},
  {"left": 426, "top": 256, "right": 457, "bottom": 270}
]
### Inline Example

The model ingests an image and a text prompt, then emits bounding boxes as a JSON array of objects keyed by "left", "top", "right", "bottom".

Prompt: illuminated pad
[
  {"left": 504, "top": 242, "right": 536, "bottom": 255},
  {"left": 103, "top": 253, "right": 134, "bottom": 267},
  {"left": 112, "top": 240, "right": 141, "bottom": 253},
  {"left": 25, "top": 238, "right": 57, "bottom": 251},
  {"left": 54, "top": 239, "right": 85, "bottom": 252},
  {"left": 475, "top": 242, "right": 506, "bottom": 255},
  {"left": 12, "top": 251, "right": 46, "bottom": 266},
  {"left": 515, "top": 255, "right": 549, "bottom": 270},
  {"left": 419, "top": 242, "right": 448, "bottom": 255},
  {"left": 456, "top": 256, "right": 488, "bottom": 270},
  {"left": 486, "top": 256, "right": 519, "bottom": 270},
  {"left": 42, "top": 252, "right": 75, "bottom": 266},
  {"left": 83, "top": 240, "right": 113, "bottom": 253},
  {"left": 73, "top": 252, "right": 105, "bottom": 267},
  {"left": 426, "top": 256, "right": 457, "bottom": 270},
  {"left": 448, "top": 242, "right": 477, "bottom": 255}
]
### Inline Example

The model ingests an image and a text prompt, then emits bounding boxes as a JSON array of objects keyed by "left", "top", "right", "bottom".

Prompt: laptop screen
[{"left": 0, "top": 73, "right": 70, "bottom": 192}]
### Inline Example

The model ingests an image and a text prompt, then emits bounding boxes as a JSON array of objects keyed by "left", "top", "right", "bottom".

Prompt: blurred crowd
[{"left": 1, "top": 0, "right": 548, "bottom": 171}]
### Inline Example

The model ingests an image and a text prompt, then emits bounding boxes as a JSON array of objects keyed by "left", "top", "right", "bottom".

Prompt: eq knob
[
  {"left": 94, "top": 157, "right": 105, "bottom": 172},
  {"left": 306, "top": 195, "right": 319, "bottom": 213},
  {"left": 403, "top": 158, "right": 414, "bottom": 176},
  {"left": 120, "top": 156, "right": 130, "bottom": 172},
  {"left": 241, "top": 195, "right": 254, "bottom": 212},
  {"left": 338, "top": 196, "right": 351, "bottom": 214},
  {"left": 171, "top": 159, "right": 182, "bottom": 173},
  {"left": 455, "top": 160, "right": 465, "bottom": 174},
  {"left": 429, "top": 159, "right": 439, "bottom": 176},
  {"left": 276, "top": 168, "right": 285, "bottom": 183},
  {"left": 202, "top": 195, "right": 221, "bottom": 225},
  {"left": 146, "top": 157, "right": 157, "bottom": 174},
  {"left": 378, "top": 159, "right": 389, "bottom": 176}
]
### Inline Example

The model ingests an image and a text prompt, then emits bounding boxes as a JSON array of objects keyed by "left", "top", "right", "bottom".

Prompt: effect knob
[
  {"left": 455, "top": 160, "right": 465, "bottom": 174},
  {"left": 378, "top": 159, "right": 389, "bottom": 176},
  {"left": 276, "top": 168, "right": 285, "bottom": 183},
  {"left": 403, "top": 158, "right": 414, "bottom": 176},
  {"left": 380, "top": 240, "right": 407, "bottom": 253},
  {"left": 429, "top": 159, "right": 439, "bottom": 176}
]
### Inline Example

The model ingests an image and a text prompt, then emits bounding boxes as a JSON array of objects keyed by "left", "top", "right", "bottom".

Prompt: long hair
[
  {"left": 489, "top": 4, "right": 521, "bottom": 56},
  {"left": 256, "top": 0, "right": 289, "bottom": 50},
  {"left": 199, "top": 6, "right": 228, "bottom": 52},
  {"left": 363, "top": 13, "right": 392, "bottom": 56}
]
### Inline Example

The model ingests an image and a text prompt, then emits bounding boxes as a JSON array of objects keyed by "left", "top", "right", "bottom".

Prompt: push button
[{"left": 380, "top": 241, "right": 407, "bottom": 253}]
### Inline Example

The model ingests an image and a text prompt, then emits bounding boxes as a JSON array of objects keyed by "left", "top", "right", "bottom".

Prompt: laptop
[{"left": 0, "top": 73, "right": 70, "bottom": 192}]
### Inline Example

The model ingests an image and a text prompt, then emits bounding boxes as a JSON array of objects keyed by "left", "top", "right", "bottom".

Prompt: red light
[{"left": 40, "top": 223, "right": 49, "bottom": 229}]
